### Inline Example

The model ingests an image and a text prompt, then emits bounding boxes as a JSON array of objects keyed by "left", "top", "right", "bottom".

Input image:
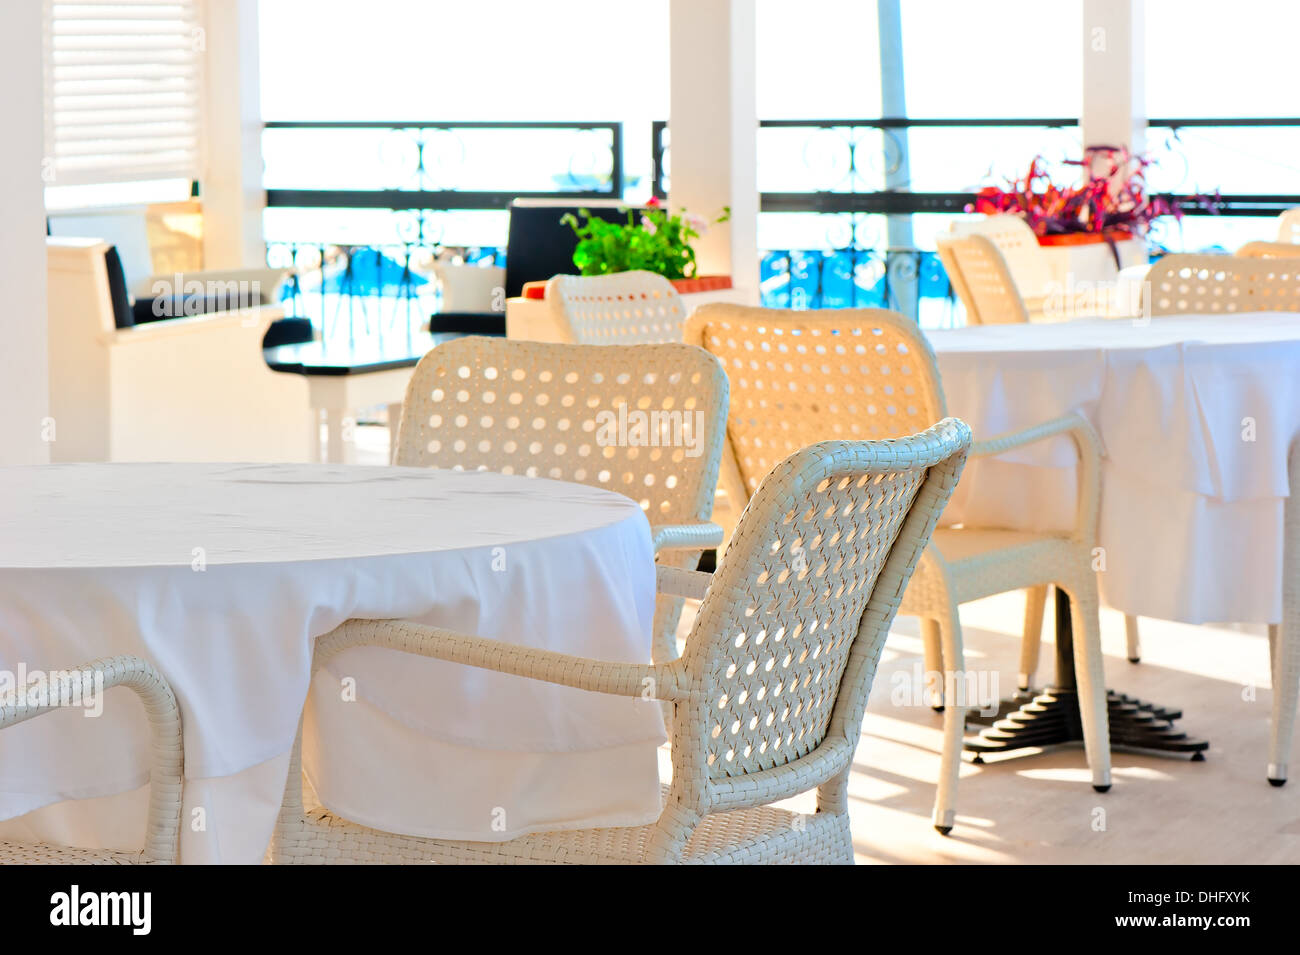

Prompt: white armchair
[
  {"left": 272, "top": 423, "right": 971, "bottom": 864},
  {"left": 687, "top": 305, "right": 1112, "bottom": 834},
  {"left": 47, "top": 237, "right": 312, "bottom": 462}
]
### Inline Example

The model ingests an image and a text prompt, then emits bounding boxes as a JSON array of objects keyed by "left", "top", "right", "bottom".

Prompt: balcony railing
[
  {"left": 262, "top": 120, "right": 622, "bottom": 330},
  {"left": 261, "top": 116, "right": 1300, "bottom": 329},
  {"left": 652, "top": 116, "right": 1300, "bottom": 216}
]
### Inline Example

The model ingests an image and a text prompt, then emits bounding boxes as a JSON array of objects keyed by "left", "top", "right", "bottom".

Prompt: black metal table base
[{"left": 960, "top": 589, "right": 1209, "bottom": 772}]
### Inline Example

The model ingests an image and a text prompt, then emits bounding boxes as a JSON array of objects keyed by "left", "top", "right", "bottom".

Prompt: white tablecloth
[
  {"left": 932, "top": 312, "right": 1300, "bottom": 624},
  {"left": 0, "top": 464, "right": 662, "bottom": 862}
]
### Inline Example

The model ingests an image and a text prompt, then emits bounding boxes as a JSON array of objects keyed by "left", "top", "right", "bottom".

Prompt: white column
[
  {"left": 668, "top": 0, "right": 759, "bottom": 301},
  {"left": 1082, "top": 0, "right": 1145, "bottom": 165},
  {"left": 1, "top": 0, "right": 49, "bottom": 465},
  {"left": 877, "top": 0, "right": 916, "bottom": 318},
  {"left": 201, "top": 0, "right": 266, "bottom": 269}
]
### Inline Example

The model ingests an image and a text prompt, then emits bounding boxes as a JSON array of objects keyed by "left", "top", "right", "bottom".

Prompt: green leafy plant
[{"left": 560, "top": 198, "right": 730, "bottom": 280}]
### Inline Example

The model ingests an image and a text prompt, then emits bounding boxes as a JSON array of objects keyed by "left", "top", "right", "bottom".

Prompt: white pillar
[
  {"left": 1, "top": 0, "right": 49, "bottom": 465},
  {"left": 201, "top": 0, "right": 266, "bottom": 269},
  {"left": 1082, "top": 0, "right": 1145, "bottom": 165},
  {"left": 877, "top": 0, "right": 916, "bottom": 318},
  {"left": 668, "top": 0, "right": 759, "bottom": 301}
]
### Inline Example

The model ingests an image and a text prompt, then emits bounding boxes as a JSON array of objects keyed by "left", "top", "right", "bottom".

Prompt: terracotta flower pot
[
  {"left": 668, "top": 275, "right": 733, "bottom": 294},
  {"left": 1036, "top": 229, "right": 1135, "bottom": 247}
]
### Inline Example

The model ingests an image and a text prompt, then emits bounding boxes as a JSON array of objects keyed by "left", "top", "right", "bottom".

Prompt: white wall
[{"left": 1, "top": 0, "right": 49, "bottom": 465}]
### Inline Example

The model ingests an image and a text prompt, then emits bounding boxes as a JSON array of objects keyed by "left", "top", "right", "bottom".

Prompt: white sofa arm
[
  {"left": 104, "top": 303, "right": 310, "bottom": 462},
  {"left": 107, "top": 303, "right": 283, "bottom": 345},
  {"left": 132, "top": 268, "right": 291, "bottom": 303}
]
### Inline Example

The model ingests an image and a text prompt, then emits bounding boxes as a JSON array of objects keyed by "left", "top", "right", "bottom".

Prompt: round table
[
  {"left": 0, "top": 463, "right": 662, "bottom": 863},
  {"left": 931, "top": 312, "right": 1300, "bottom": 625}
]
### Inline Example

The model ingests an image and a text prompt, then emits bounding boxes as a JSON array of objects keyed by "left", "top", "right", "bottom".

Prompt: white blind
[{"left": 43, "top": 0, "right": 205, "bottom": 187}]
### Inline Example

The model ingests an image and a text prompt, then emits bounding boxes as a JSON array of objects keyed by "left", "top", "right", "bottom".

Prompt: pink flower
[
  {"left": 640, "top": 215, "right": 658, "bottom": 235},
  {"left": 685, "top": 213, "right": 707, "bottom": 234},
  {"left": 645, "top": 196, "right": 662, "bottom": 209}
]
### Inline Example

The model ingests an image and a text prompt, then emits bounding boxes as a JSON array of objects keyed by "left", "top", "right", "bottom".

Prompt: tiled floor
[
  {"left": 790, "top": 595, "right": 1297, "bottom": 864},
  {"left": 361, "top": 422, "right": 1300, "bottom": 864}
]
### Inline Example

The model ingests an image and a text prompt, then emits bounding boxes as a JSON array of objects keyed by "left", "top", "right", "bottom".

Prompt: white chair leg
[
  {"left": 932, "top": 604, "right": 965, "bottom": 835},
  {"left": 921, "top": 618, "right": 945, "bottom": 710},
  {"left": 1274, "top": 442, "right": 1300, "bottom": 785},
  {"left": 1020, "top": 585, "right": 1048, "bottom": 690},
  {"left": 1271, "top": 624, "right": 1299, "bottom": 786},
  {"left": 1064, "top": 580, "right": 1112, "bottom": 792},
  {"left": 1124, "top": 614, "right": 1141, "bottom": 664},
  {"left": 1268, "top": 623, "right": 1279, "bottom": 687}
]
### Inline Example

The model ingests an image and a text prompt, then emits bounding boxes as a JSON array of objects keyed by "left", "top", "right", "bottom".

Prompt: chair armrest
[
  {"left": 971, "top": 412, "right": 1101, "bottom": 543},
  {"left": 971, "top": 413, "right": 1092, "bottom": 458},
  {"left": 657, "top": 564, "right": 713, "bottom": 601},
  {"left": 650, "top": 522, "right": 724, "bottom": 554},
  {"left": 317, "top": 618, "right": 689, "bottom": 702}
]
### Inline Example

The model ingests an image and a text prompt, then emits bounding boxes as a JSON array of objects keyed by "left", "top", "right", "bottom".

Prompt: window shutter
[{"left": 43, "top": 0, "right": 205, "bottom": 188}]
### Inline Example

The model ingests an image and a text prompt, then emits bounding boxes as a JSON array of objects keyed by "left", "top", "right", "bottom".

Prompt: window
[{"left": 43, "top": 0, "right": 205, "bottom": 191}]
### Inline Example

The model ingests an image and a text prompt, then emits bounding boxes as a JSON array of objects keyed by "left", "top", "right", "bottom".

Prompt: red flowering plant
[
  {"left": 561, "top": 196, "right": 729, "bottom": 280},
  {"left": 969, "top": 147, "right": 1208, "bottom": 239}
]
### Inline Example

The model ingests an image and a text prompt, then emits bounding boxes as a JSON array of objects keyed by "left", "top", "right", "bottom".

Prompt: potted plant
[
  {"left": 559, "top": 198, "right": 732, "bottom": 293},
  {"left": 969, "top": 147, "right": 1206, "bottom": 247}
]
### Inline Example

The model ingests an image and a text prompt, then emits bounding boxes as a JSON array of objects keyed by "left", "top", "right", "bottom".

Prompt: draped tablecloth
[
  {"left": 931, "top": 312, "right": 1300, "bottom": 624},
  {"left": 0, "top": 464, "right": 662, "bottom": 862}
]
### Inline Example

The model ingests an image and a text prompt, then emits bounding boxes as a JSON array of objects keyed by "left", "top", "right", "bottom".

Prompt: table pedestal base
[
  {"left": 965, "top": 688, "right": 1209, "bottom": 771},
  {"left": 961, "top": 589, "right": 1209, "bottom": 775}
]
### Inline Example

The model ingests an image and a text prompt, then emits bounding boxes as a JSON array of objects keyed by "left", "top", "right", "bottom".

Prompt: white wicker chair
[
  {"left": 392, "top": 336, "right": 727, "bottom": 665},
  {"left": 1277, "top": 208, "right": 1300, "bottom": 245},
  {"left": 686, "top": 305, "right": 1112, "bottom": 833},
  {"left": 272, "top": 420, "right": 971, "bottom": 864},
  {"left": 545, "top": 270, "right": 687, "bottom": 344},
  {"left": 0, "top": 655, "right": 182, "bottom": 864},
  {"left": 937, "top": 233, "right": 1040, "bottom": 325},
  {"left": 1238, "top": 241, "right": 1300, "bottom": 259},
  {"left": 1142, "top": 254, "right": 1300, "bottom": 315},
  {"left": 950, "top": 214, "right": 1053, "bottom": 304}
]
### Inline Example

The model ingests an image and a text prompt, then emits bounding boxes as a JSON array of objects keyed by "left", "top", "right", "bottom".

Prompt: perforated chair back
[
  {"left": 937, "top": 234, "right": 1030, "bottom": 325},
  {"left": 394, "top": 337, "right": 727, "bottom": 523},
  {"left": 1237, "top": 241, "right": 1300, "bottom": 259},
  {"left": 669, "top": 423, "right": 969, "bottom": 810},
  {"left": 546, "top": 270, "right": 687, "bottom": 344},
  {"left": 685, "top": 305, "right": 947, "bottom": 502},
  {"left": 1143, "top": 254, "right": 1300, "bottom": 316},
  {"left": 950, "top": 214, "right": 1050, "bottom": 300},
  {"left": 1277, "top": 208, "right": 1300, "bottom": 245}
]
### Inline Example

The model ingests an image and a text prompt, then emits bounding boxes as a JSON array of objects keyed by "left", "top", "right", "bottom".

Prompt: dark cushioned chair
[{"left": 429, "top": 201, "right": 634, "bottom": 336}]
